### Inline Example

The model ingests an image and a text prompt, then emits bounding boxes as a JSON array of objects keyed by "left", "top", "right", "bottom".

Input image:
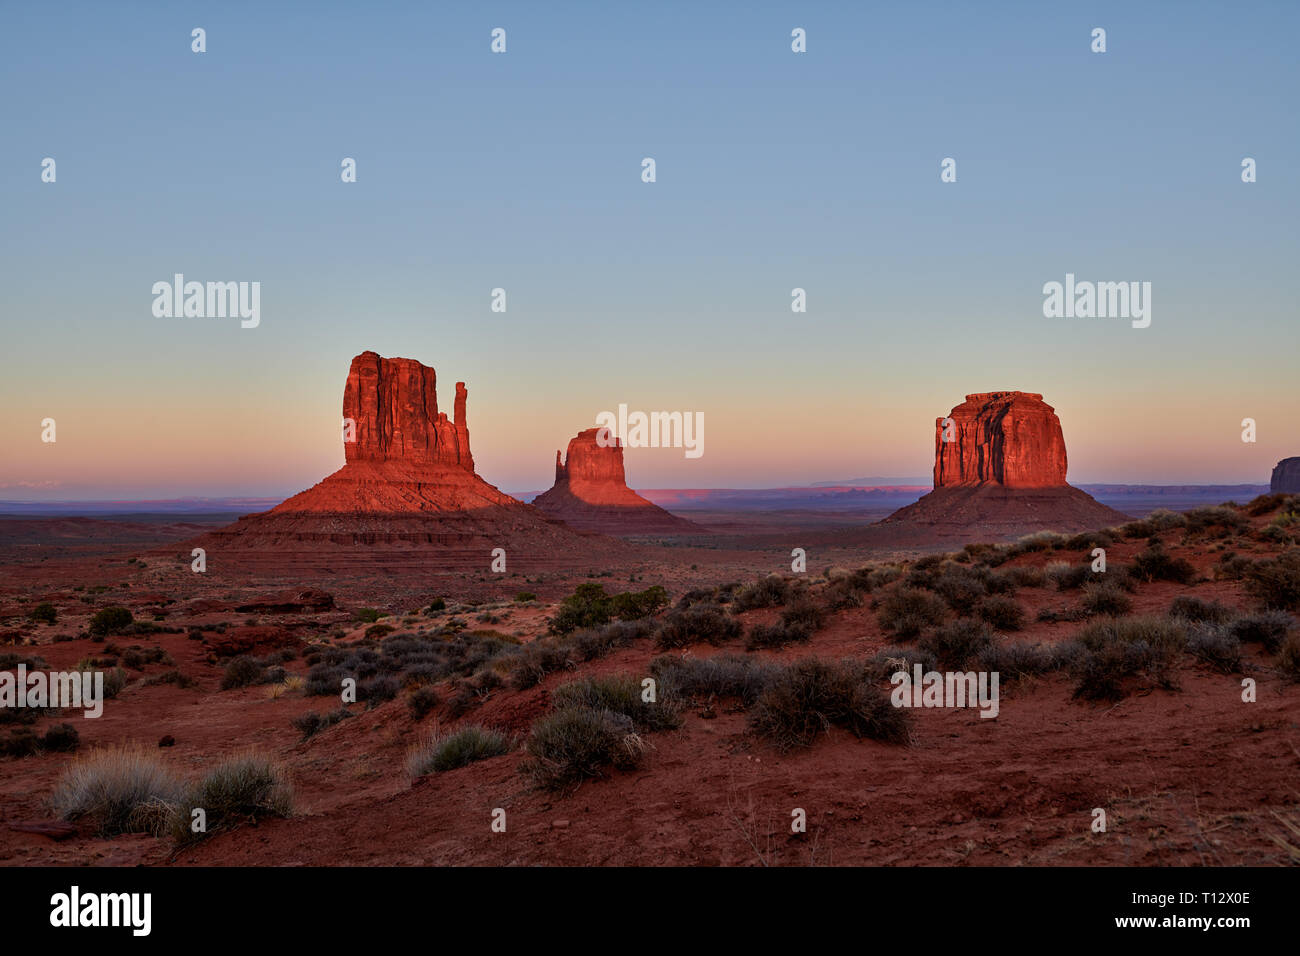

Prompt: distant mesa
[
  {"left": 1271, "top": 457, "right": 1300, "bottom": 494},
  {"left": 532, "top": 428, "right": 703, "bottom": 534},
  {"left": 877, "top": 391, "right": 1129, "bottom": 541},
  {"left": 197, "top": 352, "right": 613, "bottom": 573}
]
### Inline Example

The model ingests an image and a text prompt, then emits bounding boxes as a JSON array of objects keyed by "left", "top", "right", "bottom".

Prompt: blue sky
[{"left": 2, "top": 1, "right": 1296, "bottom": 498}]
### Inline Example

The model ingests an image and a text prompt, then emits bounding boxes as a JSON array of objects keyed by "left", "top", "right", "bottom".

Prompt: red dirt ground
[{"left": 1, "top": 506, "right": 1297, "bottom": 867}]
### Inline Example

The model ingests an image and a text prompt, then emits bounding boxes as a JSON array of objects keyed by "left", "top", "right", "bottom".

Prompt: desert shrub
[
  {"left": 292, "top": 707, "right": 354, "bottom": 740},
  {"left": 860, "top": 565, "right": 903, "bottom": 589},
  {"left": 407, "top": 725, "right": 511, "bottom": 777},
  {"left": 1261, "top": 511, "right": 1300, "bottom": 545},
  {"left": 121, "top": 646, "right": 171, "bottom": 669},
  {"left": 919, "top": 618, "right": 995, "bottom": 669},
  {"left": 1244, "top": 551, "right": 1300, "bottom": 610},
  {"left": 568, "top": 619, "right": 654, "bottom": 662},
  {"left": 1081, "top": 580, "right": 1133, "bottom": 617},
  {"left": 825, "top": 578, "right": 867, "bottom": 610},
  {"left": 877, "top": 587, "right": 947, "bottom": 639},
  {"left": 996, "top": 565, "right": 1046, "bottom": 589},
  {"left": 305, "top": 663, "right": 348, "bottom": 697},
  {"left": 548, "top": 583, "right": 611, "bottom": 634},
  {"left": 1278, "top": 633, "right": 1300, "bottom": 680},
  {"left": 732, "top": 576, "right": 791, "bottom": 612},
  {"left": 1047, "top": 562, "right": 1092, "bottom": 591},
  {"left": 551, "top": 673, "right": 680, "bottom": 732},
  {"left": 654, "top": 603, "right": 741, "bottom": 649},
  {"left": 1227, "top": 610, "right": 1294, "bottom": 652},
  {"left": 1061, "top": 529, "right": 1115, "bottom": 551},
  {"left": 1146, "top": 509, "right": 1190, "bottom": 531},
  {"left": 1119, "top": 519, "right": 1159, "bottom": 539},
  {"left": 976, "top": 641, "right": 1057, "bottom": 681},
  {"left": 1168, "top": 596, "right": 1235, "bottom": 624},
  {"left": 649, "top": 653, "right": 779, "bottom": 706},
  {"left": 780, "top": 597, "right": 826, "bottom": 633},
  {"left": 746, "top": 621, "right": 812, "bottom": 650},
  {"left": 929, "top": 564, "right": 990, "bottom": 609},
  {"left": 675, "top": 587, "right": 719, "bottom": 610},
  {"left": 867, "top": 646, "right": 938, "bottom": 681},
  {"left": 145, "top": 669, "right": 198, "bottom": 689},
  {"left": 86, "top": 666, "right": 130, "bottom": 699},
  {"left": 354, "top": 608, "right": 382, "bottom": 623},
  {"left": 976, "top": 595, "right": 1025, "bottom": 631},
  {"left": 1064, "top": 616, "right": 1186, "bottom": 701},
  {"left": 748, "top": 658, "right": 910, "bottom": 751},
  {"left": 521, "top": 707, "right": 644, "bottom": 789},
  {"left": 609, "top": 585, "right": 669, "bottom": 621},
  {"left": 88, "top": 606, "right": 133, "bottom": 636},
  {"left": 1185, "top": 623, "right": 1242, "bottom": 673},
  {"left": 50, "top": 744, "right": 183, "bottom": 835},
  {"left": 171, "top": 751, "right": 292, "bottom": 845},
  {"left": 425, "top": 598, "right": 447, "bottom": 613},
  {"left": 407, "top": 686, "right": 440, "bottom": 720},
  {"left": 1, "top": 729, "right": 41, "bottom": 758},
  {"left": 365, "top": 623, "right": 395, "bottom": 639},
  {"left": 40, "top": 723, "right": 81, "bottom": 753},
  {"left": 0, "top": 652, "right": 48, "bottom": 670},
  {"left": 220, "top": 656, "right": 264, "bottom": 690},
  {"left": 29, "top": 602, "right": 57, "bottom": 624},
  {"left": 1129, "top": 543, "right": 1197, "bottom": 585},
  {"left": 514, "top": 591, "right": 537, "bottom": 603},
  {"left": 1012, "top": 531, "right": 1067, "bottom": 554},
  {"left": 547, "top": 583, "right": 665, "bottom": 634},
  {"left": 1246, "top": 493, "right": 1289, "bottom": 516},
  {"left": 508, "top": 641, "right": 574, "bottom": 690},
  {"left": 1214, "top": 553, "right": 1254, "bottom": 581},
  {"left": 357, "top": 674, "right": 399, "bottom": 706},
  {"left": 963, "top": 542, "right": 1001, "bottom": 563},
  {"left": 1185, "top": 506, "right": 1248, "bottom": 537}
]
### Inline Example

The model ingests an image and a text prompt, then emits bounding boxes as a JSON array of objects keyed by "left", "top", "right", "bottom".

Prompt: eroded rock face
[
  {"left": 533, "top": 428, "right": 702, "bottom": 533},
  {"left": 553, "top": 428, "right": 630, "bottom": 503},
  {"left": 934, "top": 392, "right": 1068, "bottom": 489},
  {"left": 1271, "top": 458, "right": 1300, "bottom": 494},
  {"left": 873, "top": 389, "right": 1128, "bottom": 541},
  {"left": 196, "top": 353, "right": 622, "bottom": 571},
  {"left": 343, "top": 351, "right": 473, "bottom": 470}
]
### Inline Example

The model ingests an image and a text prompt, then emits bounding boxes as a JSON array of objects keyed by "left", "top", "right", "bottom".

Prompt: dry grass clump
[
  {"left": 407, "top": 725, "right": 511, "bottom": 777},
  {"left": 50, "top": 743, "right": 183, "bottom": 836},
  {"left": 876, "top": 587, "right": 947, "bottom": 639},
  {"left": 170, "top": 750, "right": 293, "bottom": 845},
  {"left": 748, "top": 658, "right": 910, "bottom": 751}
]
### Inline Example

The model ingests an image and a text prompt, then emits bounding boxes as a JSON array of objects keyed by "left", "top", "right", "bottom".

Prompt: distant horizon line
[{"left": 0, "top": 479, "right": 1275, "bottom": 513}]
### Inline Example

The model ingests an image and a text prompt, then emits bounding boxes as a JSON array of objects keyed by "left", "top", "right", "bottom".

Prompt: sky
[{"left": 2, "top": 0, "right": 1297, "bottom": 500}]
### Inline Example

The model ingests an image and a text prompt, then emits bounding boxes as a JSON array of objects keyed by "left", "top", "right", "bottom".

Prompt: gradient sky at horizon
[{"left": 2, "top": 1, "right": 1297, "bottom": 500}]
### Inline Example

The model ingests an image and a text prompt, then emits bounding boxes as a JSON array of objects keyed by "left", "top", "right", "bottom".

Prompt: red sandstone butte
[
  {"left": 532, "top": 428, "right": 703, "bottom": 534},
  {"left": 934, "top": 392, "right": 1068, "bottom": 488},
  {"left": 197, "top": 352, "right": 615, "bottom": 570},
  {"left": 877, "top": 390, "right": 1128, "bottom": 541}
]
